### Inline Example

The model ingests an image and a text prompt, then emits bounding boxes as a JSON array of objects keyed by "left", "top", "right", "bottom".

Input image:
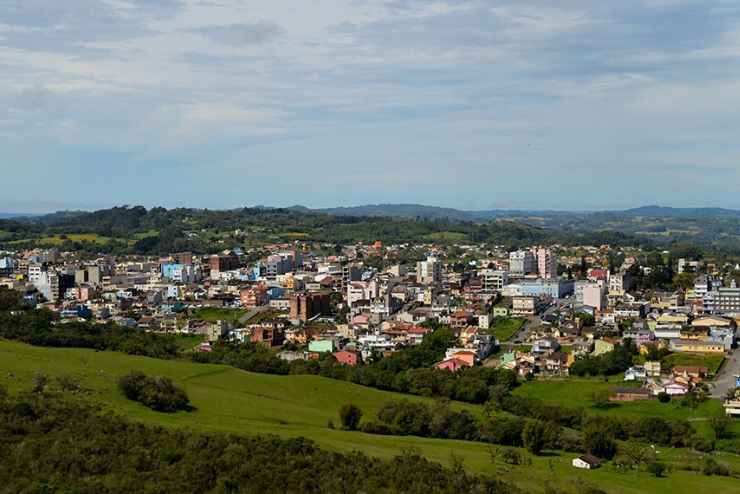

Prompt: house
[
  {"left": 644, "top": 361, "right": 661, "bottom": 377},
  {"left": 436, "top": 357, "right": 472, "bottom": 372},
  {"left": 592, "top": 339, "right": 615, "bottom": 356},
  {"left": 672, "top": 366, "right": 709, "bottom": 379},
  {"left": 669, "top": 339, "right": 725, "bottom": 354},
  {"left": 610, "top": 387, "right": 650, "bottom": 402},
  {"left": 664, "top": 381, "right": 689, "bottom": 396},
  {"left": 572, "top": 455, "right": 601, "bottom": 470},
  {"left": 333, "top": 350, "right": 359, "bottom": 366},
  {"left": 308, "top": 339, "right": 335, "bottom": 353},
  {"left": 624, "top": 366, "right": 647, "bottom": 381}
]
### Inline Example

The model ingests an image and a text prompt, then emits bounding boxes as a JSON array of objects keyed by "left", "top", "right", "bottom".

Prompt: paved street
[{"left": 711, "top": 349, "right": 740, "bottom": 398}]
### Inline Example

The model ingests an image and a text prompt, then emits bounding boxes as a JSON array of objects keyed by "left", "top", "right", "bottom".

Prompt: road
[{"left": 711, "top": 349, "right": 740, "bottom": 398}]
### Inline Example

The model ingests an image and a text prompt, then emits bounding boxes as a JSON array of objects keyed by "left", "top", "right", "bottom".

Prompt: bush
[
  {"left": 118, "top": 371, "right": 190, "bottom": 413},
  {"left": 657, "top": 392, "right": 671, "bottom": 403},
  {"left": 582, "top": 425, "right": 617, "bottom": 460},
  {"left": 702, "top": 457, "right": 731, "bottom": 477},
  {"left": 522, "top": 419, "right": 556, "bottom": 455},
  {"left": 710, "top": 416, "right": 733, "bottom": 440},
  {"left": 360, "top": 421, "right": 395, "bottom": 435},
  {"left": 338, "top": 403, "right": 363, "bottom": 430}
]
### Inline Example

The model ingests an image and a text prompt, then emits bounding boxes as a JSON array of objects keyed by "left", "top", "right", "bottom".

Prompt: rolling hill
[{"left": 1, "top": 339, "right": 738, "bottom": 494}]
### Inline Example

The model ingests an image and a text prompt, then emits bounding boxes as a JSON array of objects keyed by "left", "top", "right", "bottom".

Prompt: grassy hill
[{"left": 1, "top": 339, "right": 739, "bottom": 494}]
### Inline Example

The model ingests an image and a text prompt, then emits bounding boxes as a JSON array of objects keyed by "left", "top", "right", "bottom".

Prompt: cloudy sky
[{"left": 2, "top": 0, "right": 740, "bottom": 212}]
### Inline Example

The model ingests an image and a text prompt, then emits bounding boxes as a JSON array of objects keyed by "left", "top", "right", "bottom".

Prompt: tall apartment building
[
  {"left": 209, "top": 253, "right": 241, "bottom": 274},
  {"left": 75, "top": 265, "right": 102, "bottom": 286},
  {"left": 509, "top": 250, "right": 536, "bottom": 275},
  {"left": 704, "top": 280, "right": 740, "bottom": 315},
  {"left": 480, "top": 269, "right": 509, "bottom": 291},
  {"left": 290, "top": 293, "right": 331, "bottom": 323},
  {"left": 416, "top": 256, "right": 442, "bottom": 285},
  {"left": 535, "top": 247, "right": 558, "bottom": 280}
]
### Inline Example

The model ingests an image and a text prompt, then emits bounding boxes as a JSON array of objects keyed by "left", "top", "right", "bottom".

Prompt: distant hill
[
  {"left": 291, "top": 203, "right": 740, "bottom": 222},
  {"left": 621, "top": 205, "right": 740, "bottom": 218},
  {"left": 0, "top": 212, "right": 37, "bottom": 219}
]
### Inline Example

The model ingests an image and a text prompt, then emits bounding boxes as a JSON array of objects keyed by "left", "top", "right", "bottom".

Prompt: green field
[
  {"left": 662, "top": 353, "right": 725, "bottom": 375},
  {"left": 1, "top": 340, "right": 739, "bottom": 494},
  {"left": 488, "top": 318, "right": 525, "bottom": 342},
  {"left": 190, "top": 307, "right": 247, "bottom": 324},
  {"left": 38, "top": 233, "right": 111, "bottom": 245},
  {"left": 513, "top": 378, "right": 740, "bottom": 440}
]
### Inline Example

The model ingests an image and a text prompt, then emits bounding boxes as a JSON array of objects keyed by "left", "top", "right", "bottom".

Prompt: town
[{"left": 3, "top": 239, "right": 739, "bottom": 417}]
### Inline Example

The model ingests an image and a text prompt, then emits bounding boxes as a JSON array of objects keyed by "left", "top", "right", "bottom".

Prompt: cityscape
[{"left": 3, "top": 0, "right": 740, "bottom": 493}]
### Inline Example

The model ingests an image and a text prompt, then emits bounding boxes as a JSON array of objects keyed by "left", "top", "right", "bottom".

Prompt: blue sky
[{"left": 2, "top": 0, "right": 740, "bottom": 213}]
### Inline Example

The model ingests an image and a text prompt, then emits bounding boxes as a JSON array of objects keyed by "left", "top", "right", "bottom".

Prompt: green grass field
[
  {"left": 38, "top": 233, "right": 111, "bottom": 245},
  {"left": 190, "top": 307, "right": 247, "bottom": 324},
  {"left": 488, "top": 318, "right": 525, "bottom": 342},
  {"left": 513, "top": 378, "right": 740, "bottom": 440},
  {"left": 662, "top": 353, "right": 725, "bottom": 375},
  {"left": 1, "top": 340, "right": 739, "bottom": 494}
]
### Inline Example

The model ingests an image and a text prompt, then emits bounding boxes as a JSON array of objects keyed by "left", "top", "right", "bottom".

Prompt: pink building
[
  {"left": 582, "top": 283, "right": 606, "bottom": 312},
  {"left": 436, "top": 357, "right": 473, "bottom": 372},
  {"left": 333, "top": 350, "right": 359, "bottom": 366},
  {"left": 535, "top": 247, "right": 558, "bottom": 280}
]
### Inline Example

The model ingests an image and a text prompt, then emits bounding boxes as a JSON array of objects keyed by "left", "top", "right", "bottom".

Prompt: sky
[{"left": 2, "top": 0, "right": 740, "bottom": 213}]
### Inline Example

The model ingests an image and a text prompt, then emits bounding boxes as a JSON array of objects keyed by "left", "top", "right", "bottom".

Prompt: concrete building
[
  {"left": 535, "top": 247, "right": 558, "bottom": 280},
  {"left": 416, "top": 256, "right": 442, "bottom": 285},
  {"left": 509, "top": 250, "right": 536, "bottom": 275},
  {"left": 290, "top": 292, "right": 331, "bottom": 323},
  {"left": 480, "top": 269, "right": 509, "bottom": 292},
  {"left": 704, "top": 281, "right": 740, "bottom": 315},
  {"left": 582, "top": 283, "right": 607, "bottom": 312}
]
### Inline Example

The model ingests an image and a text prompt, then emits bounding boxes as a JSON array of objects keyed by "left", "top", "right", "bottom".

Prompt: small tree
[
  {"left": 591, "top": 390, "right": 611, "bottom": 409},
  {"left": 709, "top": 416, "right": 732, "bottom": 440},
  {"left": 657, "top": 392, "right": 671, "bottom": 403},
  {"left": 583, "top": 425, "right": 617, "bottom": 460},
  {"left": 338, "top": 403, "right": 363, "bottom": 431},
  {"left": 523, "top": 419, "right": 552, "bottom": 455}
]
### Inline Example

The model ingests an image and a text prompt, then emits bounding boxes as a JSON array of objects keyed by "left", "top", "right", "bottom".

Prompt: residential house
[
  {"left": 436, "top": 357, "right": 472, "bottom": 372},
  {"left": 572, "top": 455, "right": 601, "bottom": 470}
]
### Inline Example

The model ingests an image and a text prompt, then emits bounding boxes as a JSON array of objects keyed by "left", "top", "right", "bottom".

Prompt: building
[
  {"left": 669, "top": 339, "right": 725, "bottom": 354},
  {"left": 572, "top": 455, "right": 601, "bottom": 470},
  {"left": 480, "top": 269, "right": 509, "bottom": 292},
  {"left": 512, "top": 296, "right": 546, "bottom": 316},
  {"left": 535, "top": 247, "right": 558, "bottom": 280},
  {"left": 333, "top": 350, "right": 359, "bottom": 366},
  {"left": 509, "top": 250, "right": 536, "bottom": 276},
  {"left": 582, "top": 283, "right": 607, "bottom": 312},
  {"left": 704, "top": 281, "right": 740, "bottom": 315},
  {"left": 290, "top": 293, "right": 331, "bottom": 323},
  {"left": 416, "top": 256, "right": 442, "bottom": 285},
  {"left": 75, "top": 265, "right": 102, "bottom": 285},
  {"left": 209, "top": 253, "right": 240, "bottom": 275}
]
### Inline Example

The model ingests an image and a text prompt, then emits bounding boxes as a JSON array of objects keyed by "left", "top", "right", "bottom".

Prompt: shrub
[
  {"left": 118, "top": 371, "right": 190, "bottom": 413},
  {"left": 522, "top": 419, "right": 556, "bottom": 455},
  {"left": 360, "top": 421, "right": 394, "bottom": 435},
  {"left": 582, "top": 425, "right": 617, "bottom": 460},
  {"left": 710, "top": 416, "right": 733, "bottom": 440},
  {"left": 338, "top": 403, "right": 363, "bottom": 430},
  {"left": 657, "top": 392, "right": 671, "bottom": 403},
  {"left": 702, "top": 457, "right": 731, "bottom": 477}
]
